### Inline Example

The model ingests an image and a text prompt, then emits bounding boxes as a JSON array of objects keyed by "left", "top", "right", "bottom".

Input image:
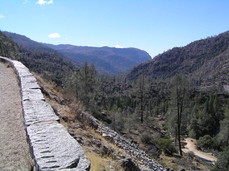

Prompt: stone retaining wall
[{"left": 0, "top": 56, "right": 90, "bottom": 171}]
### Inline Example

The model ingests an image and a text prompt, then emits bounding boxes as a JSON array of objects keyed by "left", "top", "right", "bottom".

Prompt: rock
[
  {"left": 120, "top": 158, "right": 141, "bottom": 171},
  {"left": 23, "top": 100, "right": 59, "bottom": 126},
  {"left": 20, "top": 75, "right": 40, "bottom": 90},
  {"left": 147, "top": 144, "right": 161, "bottom": 158},
  {"left": 93, "top": 138, "right": 102, "bottom": 148},
  {"left": 224, "top": 85, "right": 229, "bottom": 92},
  {"left": 77, "top": 111, "right": 166, "bottom": 171},
  {"left": 100, "top": 142, "right": 114, "bottom": 156},
  {"left": 178, "top": 169, "right": 185, "bottom": 171},
  {"left": 80, "top": 113, "right": 99, "bottom": 129},
  {"left": 61, "top": 116, "right": 70, "bottom": 122},
  {"left": 27, "top": 122, "right": 90, "bottom": 170},
  {"left": 12, "top": 61, "right": 34, "bottom": 78},
  {"left": 22, "top": 88, "right": 45, "bottom": 101}
]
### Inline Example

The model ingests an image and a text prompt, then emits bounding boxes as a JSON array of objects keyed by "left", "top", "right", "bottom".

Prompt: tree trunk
[
  {"left": 172, "top": 74, "right": 188, "bottom": 157},
  {"left": 140, "top": 94, "right": 143, "bottom": 123},
  {"left": 227, "top": 123, "right": 229, "bottom": 146},
  {"left": 175, "top": 127, "right": 178, "bottom": 146},
  {"left": 176, "top": 84, "right": 183, "bottom": 156},
  {"left": 177, "top": 115, "right": 183, "bottom": 156}
]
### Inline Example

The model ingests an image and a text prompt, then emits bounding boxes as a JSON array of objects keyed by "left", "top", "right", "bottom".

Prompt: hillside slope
[
  {"left": 3, "top": 32, "right": 75, "bottom": 86},
  {"left": 0, "top": 31, "right": 19, "bottom": 59},
  {"left": 4, "top": 31, "right": 151, "bottom": 75},
  {"left": 3, "top": 32, "right": 52, "bottom": 51},
  {"left": 127, "top": 31, "right": 229, "bottom": 87},
  {"left": 46, "top": 44, "right": 152, "bottom": 74}
]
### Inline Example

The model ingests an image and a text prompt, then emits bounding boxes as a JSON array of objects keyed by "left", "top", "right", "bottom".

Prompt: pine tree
[
  {"left": 220, "top": 108, "right": 229, "bottom": 146},
  {"left": 170, "top": 74, "right": 189, "bottom": 156},
  {"left": 135, "top": 75, "right": 145, "bottom": 123}
]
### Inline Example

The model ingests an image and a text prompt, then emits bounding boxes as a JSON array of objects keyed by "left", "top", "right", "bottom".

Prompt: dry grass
[
  {"left": 85, "top": 152, "right": 111, "bottom": 171},
  {"left": 159, "top": 155, "right": 179, "bottom": 170},
  {"left": 159, "top": 153, "right": 211, "bottom": 171}
]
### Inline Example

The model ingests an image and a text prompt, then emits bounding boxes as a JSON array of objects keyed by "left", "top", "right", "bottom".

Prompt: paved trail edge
[{"left": 0, "top": 56, "right": 90, "bottom": 171}]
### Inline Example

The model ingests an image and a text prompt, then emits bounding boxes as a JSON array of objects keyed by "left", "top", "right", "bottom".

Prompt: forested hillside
[
  {"left": 3, "top": 31, "right": 75, "bottom": 86},
  {"left": 62, "top": 62, "right": 229, "bottom": 170},
  {"left": 59, "top": 32, "right": 229, "bottom": 170},
  {"left": 45, "top": 44, "right": 152, "bottom": 74},
  {"left": 1, "top": 30, "right": 229, "bottom": 170},
  {"left": 4, "top": 32, "right": 53, "bottom": 51},
  {"left": 4, "top": 31, "right": 151, "bottom": 75},
  {"left": 127, "top": 31, "right": 229, "bottom": 88},
  {"left": 0, "top": 32, "right": 19, "bottom": 59}
]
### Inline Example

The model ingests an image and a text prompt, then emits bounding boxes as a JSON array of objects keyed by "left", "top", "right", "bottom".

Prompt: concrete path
[{"left": 0, "top": 62, "right": 33, "bottom": 170}]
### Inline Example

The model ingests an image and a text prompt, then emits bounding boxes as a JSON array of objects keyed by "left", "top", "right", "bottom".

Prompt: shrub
[
  {"left": 197, "top": 135, "right": 215, "bottom": 150},
  {"left": 187, "top": 151, "right": 195, "bottom": 159},
  {"left": 141, "top": 132, "right": 153, "bottom": 144},
  {"left": 212, "top": 147, "right": 229, "bottom": 171},
  {"left": 157, "top": 138, "right": 177, "bottom": 155}
]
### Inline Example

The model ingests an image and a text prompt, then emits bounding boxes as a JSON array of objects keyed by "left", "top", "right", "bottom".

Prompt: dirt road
[
  {"left": 0, "top": 62, "right": 33, "bottom": 170},
  {"left": 182, "top": 138, "right": 217, "bottom": 162}
]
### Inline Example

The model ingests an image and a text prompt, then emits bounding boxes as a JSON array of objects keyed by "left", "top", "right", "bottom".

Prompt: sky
[{"left": 0, "top": 0, "right": 229, "bottom": 57}]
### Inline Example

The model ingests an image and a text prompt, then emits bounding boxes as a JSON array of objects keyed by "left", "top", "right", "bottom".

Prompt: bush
[
  {"left": 167, "top": 143, "right": 177, "bottom": 155},
  {"left": 197, "top": 135, "right": 215, "bottom": 150},
  {"left": 141, "top": 132, "right": 153, "bottom": 144},
  {"left": 187, "top": 151, "right": 195, "bottom": 159},
  {"left": 157, "top": 138, "right": 177, "bottom": 155},
  {"left": 212, "top": 147, "right": 229, "bottom": 171}
]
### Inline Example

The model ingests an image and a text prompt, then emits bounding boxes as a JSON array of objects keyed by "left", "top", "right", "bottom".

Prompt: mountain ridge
[
  {"left": 4, "top": 31, "right": 151, "bottom": 75},
  {"left": 46, "top": 43, "right": 152, "bottom": 74},
  {"left": 127, "top": 31, "right": 229, "bottom": 88}
]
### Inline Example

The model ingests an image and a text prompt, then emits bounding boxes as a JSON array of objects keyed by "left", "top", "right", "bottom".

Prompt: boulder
[{"left": 120, "top": 158, "right": 141, "bottom": 171}]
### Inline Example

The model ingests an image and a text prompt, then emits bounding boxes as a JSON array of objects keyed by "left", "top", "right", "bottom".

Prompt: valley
[{"left": 0, "top": 30, "right": 229, "bottom": 170}]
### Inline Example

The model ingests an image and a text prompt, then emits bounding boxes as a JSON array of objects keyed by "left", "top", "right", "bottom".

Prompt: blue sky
[{"left": 0, "top": 0, "right": 229, "bottom": 57}]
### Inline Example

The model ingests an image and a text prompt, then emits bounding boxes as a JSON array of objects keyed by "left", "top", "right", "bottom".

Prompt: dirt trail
[
  {"left": 182, "top": 138, "right": 217, "bottom": 162},
  {"left": 0, "top": 62, "right": 33, "bottom": 170}
]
